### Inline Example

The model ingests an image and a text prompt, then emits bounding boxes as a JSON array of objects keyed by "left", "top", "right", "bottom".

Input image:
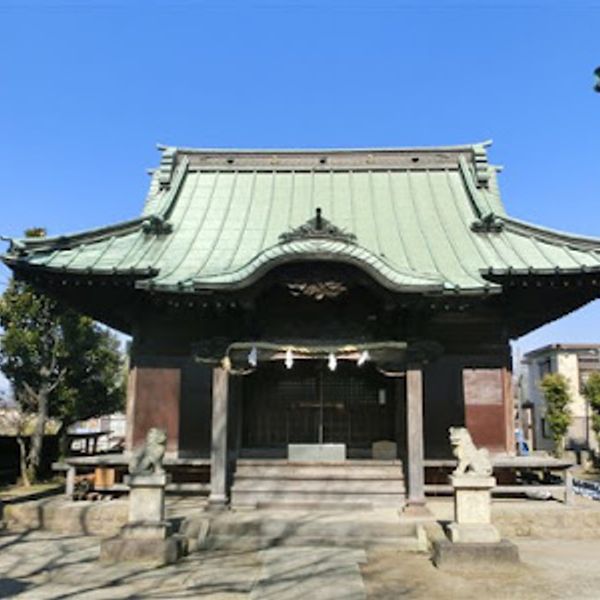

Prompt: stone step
[
  {"left": 236, "top": 460, "right": 403, "bottom": 466},
  {"left": 232, "top": 478, "right": 405, "bottom": 493},
  {"left": 202, "top": 533, "right": 423, "bottom": 552},
  {"left": 254, "top": 501, "right": 374, "bottom": 511},
  {"left": 4, "top": 498, "right": 128, "bottom": 537},
  {"left": 234, "top": 468, "right": 404, "bottom": 480},
  {"left": 237, "top": 459, "right": 402, "bottom": 472},
  {"left": 232, "top": 459, "right": 405, "bottom": 510},
  {"left": 231, "top": 490, "right": 404, "bottom": 508},
  {"left": 209, "top": 516, "right": 418, "bottom": 539}
]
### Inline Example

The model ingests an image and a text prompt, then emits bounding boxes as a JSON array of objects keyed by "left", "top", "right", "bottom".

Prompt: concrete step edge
[
  {"left": 236, "top": 460, "right": 404, "bottom": 466},
  {"left": 232, "top": 485, "right": 406, "bottom": 493},
  {"left": 202, "top": 533, "right": 422, "bottom": 551},
  {"left": 209, "top": 525, "right": 419, "bottom": 537},
  {"left": 233, "top": 474, "right": 405, "bottom": 480},
  {"left": 231, "top": 491, "right": 406, "bottom": 498}
]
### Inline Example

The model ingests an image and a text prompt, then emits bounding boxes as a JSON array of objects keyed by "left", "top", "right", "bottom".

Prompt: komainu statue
[
  {"left": 449, "top": 426, "right": 493, "bottom": 477},
  {"left": 129, "top": 428, "right": 167, "bottom": 475}
]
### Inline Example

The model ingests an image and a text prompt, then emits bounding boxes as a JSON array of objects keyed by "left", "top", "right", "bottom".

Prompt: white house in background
[
  {"left": 522, "top": 344, "right": 600, "bottom": 452},
  {"left": 69, "top": 412, "right": 127, "bottom": 453}
]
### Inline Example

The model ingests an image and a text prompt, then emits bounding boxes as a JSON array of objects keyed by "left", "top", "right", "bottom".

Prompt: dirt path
[{"left": 361, "top": 540, "right": 600, "bottom": 600}]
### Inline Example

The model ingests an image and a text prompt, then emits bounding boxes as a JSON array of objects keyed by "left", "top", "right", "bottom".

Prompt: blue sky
[{"left": 0, "top": 0, "right": 599, "bottom": 365}]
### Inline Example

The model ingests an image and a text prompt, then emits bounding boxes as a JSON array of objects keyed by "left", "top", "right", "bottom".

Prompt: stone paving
[
  {"left": 0, "top": 530, "right": 369, "bottom": 599},
  {"left": 2, "top": 497, "right": 600, "bottom": 599},
  {"left": 2, "top": 528, "right": 600, "bottom": 599}
]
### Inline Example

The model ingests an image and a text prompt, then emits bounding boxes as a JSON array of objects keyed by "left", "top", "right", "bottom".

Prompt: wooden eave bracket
[
  {"left": 472, "top": 142, "right": 491, "bottom": 189},
  {"left": 156, "top": 145, "right": 178, "bottom": 190}
]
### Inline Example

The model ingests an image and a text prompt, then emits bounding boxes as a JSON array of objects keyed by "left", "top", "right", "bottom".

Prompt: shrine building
[{"left": 4, "top": 143, "right": 600, "bottom": 508}]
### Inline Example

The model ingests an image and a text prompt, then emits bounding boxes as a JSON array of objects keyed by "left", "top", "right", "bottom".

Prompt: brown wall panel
[
  {"left": 463, "top": 367, "right": 513, "bottom": 453},
  {"left": 465, "top": 404, "right": 507, "bottom": 452},
  {"left": 130, "top": 367, "right": 181, "bottom": 453}
]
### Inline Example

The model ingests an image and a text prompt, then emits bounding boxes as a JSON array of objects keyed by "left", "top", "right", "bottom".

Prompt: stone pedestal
[
  {"left": 100, "top": 473, "right": 183, "bottom": 565},
  {"left": 448, "top": 475, "right": 500, "bottom": 543},
  {"left": 126, "top": 473, "right": 169, "bottom": 530},
  {"left": 433, "top": 473, "right": 519, "bottom": 569}
]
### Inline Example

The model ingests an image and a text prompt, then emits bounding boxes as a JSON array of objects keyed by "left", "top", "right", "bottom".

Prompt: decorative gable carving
[
  {"left": 470, "top": 213, "right": 504, "bottom": 233},
  {"left": 142, "top": 215, "right": 173, "bottom": 235},
  {"left": 287, "top": 281, "right": 348, "bottom": 300},
  {"left": 279, "top": 208, "right": 357, "bottom": 244}
]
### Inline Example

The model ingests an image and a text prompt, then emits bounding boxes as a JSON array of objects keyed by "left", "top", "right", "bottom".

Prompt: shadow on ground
[{"left": 0, "top": 578, "right": 30, "bottom": 599}]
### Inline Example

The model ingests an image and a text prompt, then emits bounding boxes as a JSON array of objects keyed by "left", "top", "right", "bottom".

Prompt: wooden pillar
[
  {"left": 406, "top": 367, "right": 426, "bottom": 507},
  {"left": 65, "top": 465, "right": 75, "bottom": 498},
  {"left": 565, "top": 468, "right": 575, "bottom": 506},
  {"left": 209, "top": 366, "right": 229, "bottom": 506}
]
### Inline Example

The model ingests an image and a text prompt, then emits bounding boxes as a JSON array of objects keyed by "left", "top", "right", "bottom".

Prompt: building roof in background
[
  {"left": 5, "top": 142, "right": 600, "bottom": 296},
  {"left": 523, "top": 343, "right": 600, "bottom": 359}
]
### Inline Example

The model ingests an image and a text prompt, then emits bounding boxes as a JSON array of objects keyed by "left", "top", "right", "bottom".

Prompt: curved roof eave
[
  {"left": 500, "top": 216, "right": 600, "bottom": 250},
  {"left": 136, "top": 239, "right": 498, "bottom": 295}
]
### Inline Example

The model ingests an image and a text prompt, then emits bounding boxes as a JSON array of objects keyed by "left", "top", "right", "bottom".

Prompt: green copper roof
[{"left": 5, "top": 143, "right": 600, "bottom": 295}]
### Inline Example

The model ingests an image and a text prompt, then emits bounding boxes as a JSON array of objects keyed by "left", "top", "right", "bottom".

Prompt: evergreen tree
[
  {"left": 540, "top": 373, "right": 572, "bottom": 457},
  {"left": 0, "top": 243, "right": 125, "bottom": 484}
]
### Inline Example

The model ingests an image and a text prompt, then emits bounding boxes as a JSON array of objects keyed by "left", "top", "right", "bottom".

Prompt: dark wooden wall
[{"left": 124, "top": 267, "right": 515, "bottom": 458}]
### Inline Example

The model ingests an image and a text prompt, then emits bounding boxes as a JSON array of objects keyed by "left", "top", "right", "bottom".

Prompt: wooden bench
[
  {"left": 424, "top": 456, "right": 575, "bottom": 504},
  {"left": 52, "top": 454, "right": 211, "bottom": 497}
]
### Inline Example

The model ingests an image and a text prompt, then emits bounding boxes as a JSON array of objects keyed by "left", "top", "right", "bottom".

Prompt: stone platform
[
  {"left": 196, "top": 507, "right": 428, "bottom": 552},
  {"left": 432, "top": 539, "right": 520, "bottom": 570},
  {"left": 100, "top": 535, "right": 183, "bottom": 565}
]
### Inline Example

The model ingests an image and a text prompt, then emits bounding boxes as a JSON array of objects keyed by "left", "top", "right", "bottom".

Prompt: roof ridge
[
  {"left": 157, "top": 141, "right": 493, "bottom": 154},
  {"left": 458, "top": 155, "right": 495, "bottom": 219},
  {"left": 501, "top": 216, "right": 600, "bottom": 250},
  {"left": 4, "top": 217, "right": 147, "bottom": 254}
]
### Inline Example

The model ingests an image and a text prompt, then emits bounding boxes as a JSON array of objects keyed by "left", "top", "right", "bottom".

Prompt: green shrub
[{"left": 582, "top": 371, "right": 600, "bottom": 450}]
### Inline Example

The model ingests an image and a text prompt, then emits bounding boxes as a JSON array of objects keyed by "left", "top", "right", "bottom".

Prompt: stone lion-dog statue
[
  {"left": 449, "top": 426, "right": 492, "bottom": 477},
  {"left": 129, "top": 427, "right": 167, "bottom": 475}
]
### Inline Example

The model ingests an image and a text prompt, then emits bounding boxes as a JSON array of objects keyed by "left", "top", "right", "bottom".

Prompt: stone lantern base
[
  {"left": 448, "top": 475, "right": 500, "bottom": 543},
  {"left": 100, "top": 473, "right": 184, "bottom": 566},
  {"left": 432, "top": 473, "right": 519, "bottom": 569}
]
